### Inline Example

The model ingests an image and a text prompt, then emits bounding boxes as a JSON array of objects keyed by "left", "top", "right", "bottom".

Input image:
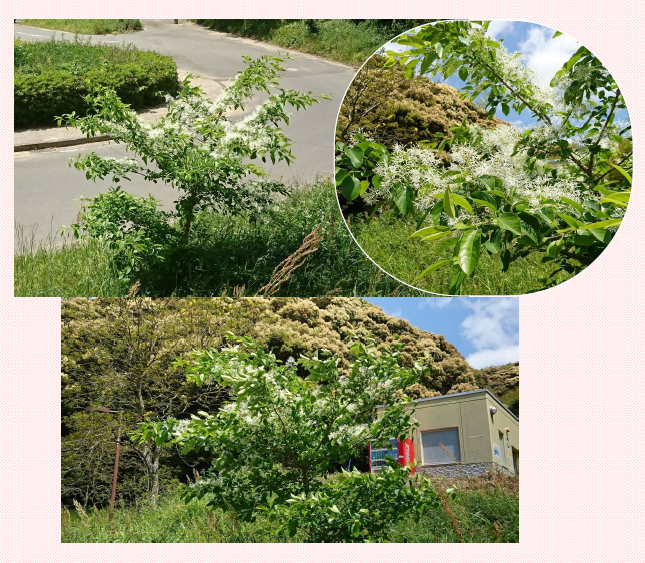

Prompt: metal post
[
  {"left": 173, "top": 19, "right": 178, "bottom": 24},
  {"left": 109, "top": 412, "right": 122, "bottom": 522}
]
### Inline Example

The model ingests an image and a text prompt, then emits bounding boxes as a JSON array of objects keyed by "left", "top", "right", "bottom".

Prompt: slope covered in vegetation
[{"left": 336, "top": 55, "right": 505, "bottom": 149}]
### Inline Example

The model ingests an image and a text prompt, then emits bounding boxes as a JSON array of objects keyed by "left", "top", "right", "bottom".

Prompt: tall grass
[
  {"left": 14, "top": 225, "right": 127, "bottom": 297},
  {"left": 19, "top": 19, "right": 142, "bottom": 35},
  {"left": 350, "top": 208, "right": 573, "bottom": 295},
  {"left": 14, "top": 181, "right": 426, "bottom": 297},
  {"left": 62, "top": 474, "right": 518, "bottom": 543}
]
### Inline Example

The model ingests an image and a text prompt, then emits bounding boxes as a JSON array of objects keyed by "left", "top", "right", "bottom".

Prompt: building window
[
  {"left": 498, "top": 432, "right": 506, "bottom": 466},
  {"left": 421, "top": 428, "right": 461, "bottom": 465}
]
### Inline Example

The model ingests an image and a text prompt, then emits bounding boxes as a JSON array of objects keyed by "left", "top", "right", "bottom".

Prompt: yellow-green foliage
[{"left": 336, "top": 56, "right": 505, "bottom": 149}]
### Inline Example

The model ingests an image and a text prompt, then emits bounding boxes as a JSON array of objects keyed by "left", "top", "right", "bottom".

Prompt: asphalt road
[{"left": 14, "top": 20, "right": 356, "bottom": 245}]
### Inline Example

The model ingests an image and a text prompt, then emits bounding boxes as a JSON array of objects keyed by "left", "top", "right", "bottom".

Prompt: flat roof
[{"left": 376, "top": 388, "right": 519, "bottom": 422}]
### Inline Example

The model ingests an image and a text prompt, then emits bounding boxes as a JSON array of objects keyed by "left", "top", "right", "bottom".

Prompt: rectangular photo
[{"left": 61, "top": 297, "right": 519, "bottom": 543}]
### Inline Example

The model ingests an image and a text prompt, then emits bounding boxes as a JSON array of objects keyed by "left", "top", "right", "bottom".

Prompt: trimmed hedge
[{"left": 14, "top": 39, "right": 179, "bottom": 129}]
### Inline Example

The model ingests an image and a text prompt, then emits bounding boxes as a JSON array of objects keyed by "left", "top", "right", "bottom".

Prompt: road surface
[{"left": 14, "top": 20, "right": 356, "bottom": 245}]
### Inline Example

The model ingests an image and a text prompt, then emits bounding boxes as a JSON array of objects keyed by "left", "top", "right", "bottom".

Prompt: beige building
[{"left": 376, "top": 389, "right": 519, "bottom": 477}]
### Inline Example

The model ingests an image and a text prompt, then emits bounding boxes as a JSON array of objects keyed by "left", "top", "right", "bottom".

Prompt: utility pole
[{"left": 109, "top": 412, "right": 123, "bottom": 522}]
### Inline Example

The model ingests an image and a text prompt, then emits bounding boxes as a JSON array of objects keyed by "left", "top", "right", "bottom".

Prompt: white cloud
[
  {"left": 418, "top": 297, "right": 453, "bottom": 309},
  {"left": 466, "top": 345, "right": 520, "bottom": 369},
  {"left": 486, "top": 21, "right": 515, "bottom": 40},
  {"left": 384, "top": 308, "right": 403, "bottom": 318},
  {"left": 460, "top": 298, "right": 519, "bottom": 368},
  {"left": 519, "top": 25, "right": 580, "bottom": 86}
]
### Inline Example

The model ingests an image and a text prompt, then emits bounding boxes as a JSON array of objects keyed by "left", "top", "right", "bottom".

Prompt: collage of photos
[{"left": 11, "top": 18, "right": 630, "bottom": 544}]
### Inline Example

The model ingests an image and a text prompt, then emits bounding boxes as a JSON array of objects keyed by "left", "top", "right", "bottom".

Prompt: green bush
[
  {"left": 261, "top": 465, "right": 439, "bottom": 542},
  {"left": 14, "top": 38, "right": 179, "bottom": 128}
]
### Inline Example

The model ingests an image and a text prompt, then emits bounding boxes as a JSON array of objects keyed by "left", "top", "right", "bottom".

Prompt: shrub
[
  {"left": 14, "top": 38, "right": 179, "bottom": 128},
  {"left": 261, "top": 464, "right": 439, "bottom": 542}
]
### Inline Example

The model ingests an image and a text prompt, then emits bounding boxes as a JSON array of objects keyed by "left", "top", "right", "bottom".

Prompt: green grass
[
  {"left": 14, "top": 180, "right": 426, "bottom": 297},
  {"left": 14, "top": 226, "right": 128, "bottom": 297},
  {"left": 350, "top": 208, "right": 573, "bottom": 295},
  {"left": 62, "top": 474, "right": 518, "bottom": 543},
  {"left": 19, "top": 19, "right": 142, "bottom": 35},
  {"left": 194, "top": 20, "right": 435, "bottom": 67}
]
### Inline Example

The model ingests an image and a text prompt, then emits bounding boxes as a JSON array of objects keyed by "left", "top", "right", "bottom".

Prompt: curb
[{"left": 14, "top": 135, "right": 112, "bottom": 153}]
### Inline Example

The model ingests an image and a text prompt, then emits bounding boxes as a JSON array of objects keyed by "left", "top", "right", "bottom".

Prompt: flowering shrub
[
  {"left": 61, "top": 55, "right": 328, "bottom": 278},
  {"left": 338, "top": 21, "right": 632, "bottom": 294},
  {"left": 134, "top": 334, "right": 421, "bottom": 523}
]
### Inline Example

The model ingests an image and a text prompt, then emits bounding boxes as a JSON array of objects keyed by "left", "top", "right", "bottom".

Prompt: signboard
[{"left": 493, "top": 443, "right": 500, "bottom": 458}]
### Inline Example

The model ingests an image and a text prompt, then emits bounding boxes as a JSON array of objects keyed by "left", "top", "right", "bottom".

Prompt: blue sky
[
  {"left": 363, "top": 297, "right": 519, "bottom": 369},
  {"left": 386, "top": 21, "right": 629, "bottom": 126}
]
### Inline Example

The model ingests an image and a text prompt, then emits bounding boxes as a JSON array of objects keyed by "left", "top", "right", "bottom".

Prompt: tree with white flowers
[
  {"left": 61, "top": 55, "right": 328, "bottom": 276},
  {"left": 134, "top": 333, "right": 420, "bottom": 522}
]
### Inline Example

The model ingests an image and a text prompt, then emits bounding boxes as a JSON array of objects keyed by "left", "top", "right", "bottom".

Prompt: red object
[{"left": 369, "top": 438, "right": 415, "bottom": 474}]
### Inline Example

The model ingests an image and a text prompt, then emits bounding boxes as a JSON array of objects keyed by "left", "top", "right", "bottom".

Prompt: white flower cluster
[
  {"left": 371, "top": 124, "right": 585, "bottom": 219},
  {"left": 328, "top": 423, "right": 369, "bottom": 445}
]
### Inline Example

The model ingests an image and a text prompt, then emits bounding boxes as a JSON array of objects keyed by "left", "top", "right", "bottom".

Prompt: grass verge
[
  {"left": 18, "top": 19, "right": 142, "bottom": 35},
  {"left": 193, "top": 20, "right": 435, "bottom": 67},
  {"left": 14, "top": 180, "right": 425, "bottom": 297},
  {"left": 349, "top": 208, "right": 573, "bottom": 295},
  {"left": 61, "top": 473, "right": 518, "bottom": 543}
]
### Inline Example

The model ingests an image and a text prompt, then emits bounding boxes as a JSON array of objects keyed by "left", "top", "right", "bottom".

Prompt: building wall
[
  {"left": 485, "top": 394, "right": 519, "bottom": 474},
  {"left": 410, "top": 392, "right": 493, "bottom": 466}
]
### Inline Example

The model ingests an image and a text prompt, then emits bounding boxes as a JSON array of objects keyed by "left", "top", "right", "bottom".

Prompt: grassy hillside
[{"left": 63, "top": 474, "right": 518, "bottom": 543}]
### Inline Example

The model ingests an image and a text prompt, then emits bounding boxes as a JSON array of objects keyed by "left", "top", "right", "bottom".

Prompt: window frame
[{"left": 420, "top": 426, "right": 462, "bottom": 466}]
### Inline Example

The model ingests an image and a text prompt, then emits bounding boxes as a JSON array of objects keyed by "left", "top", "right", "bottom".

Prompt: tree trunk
[{"left": 140, "top": 442, "right": 161, "bottom": 509}]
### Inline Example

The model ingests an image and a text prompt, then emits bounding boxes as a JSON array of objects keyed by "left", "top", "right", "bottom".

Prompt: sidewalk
[{"left": 14, "top": 71, "right": 228, "bottom": 152}]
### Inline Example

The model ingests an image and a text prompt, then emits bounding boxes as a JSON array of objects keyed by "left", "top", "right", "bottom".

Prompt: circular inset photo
[{"left": 335, "top": 20, "right": 631, "bottom": 295}]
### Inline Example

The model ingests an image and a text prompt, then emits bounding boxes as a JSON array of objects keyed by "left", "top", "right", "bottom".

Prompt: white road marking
[
  {"left": 17, "top": 31, "right": 45, "bottom": 37},
  {"left": 59, "top": 148, "right": 79, "bottom": 153},
  {"left": 286, "top": 68, "right": 298, "bottom": 72}
]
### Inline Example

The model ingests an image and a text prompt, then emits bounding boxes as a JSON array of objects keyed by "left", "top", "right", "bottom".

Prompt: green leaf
[
  {"left": 519, "top": 213, "right": 543, "bottom": 244},
  {"left": 451, "top": 193, "right": 473, "bottom": 214},
  {"left": 330, "top": 505, "right": 340, "bottom": 514},
  {"left": 414, "top": 259, "right": 452, "bottom": 281},
  {"left": 288, "top": 519, "right": 298, "bottom": 537},
  {"left": 497, "top": 213, "right": 522, "bottom": 235},
  {"left": 556, "top": 212, "right": 582, "bottom": 229},
  {"left": 443, "top": 187, "right": 456, "bottom": 218},
  {"left": 448, "top": 270, "right": 466, "bottom": 295},
  {"left": 458, "top": 230, "right": 481, "bottom": 276},
  {"left": 560, "top": 196, "right": 584, "bottom": 215},
  {"left": 420, "top": 231, "right": 453, "bottom": 242},
  {"left": 393, "top": 184, "right": 414, "bottom": 216},
  {"left": 590, "top": 228, "right": 612, "bottom": 244},
  {"left": 346, "top": 146, "right": 364, "bottom": 169},
  {"left": 546, "top": 239, "right": 564, "bottom": 257},
  {"left": 500, "top": 249, "right": 512, "bottom": 272},
  {"left": 552, "top": 31, "right": 563, "bottom": 38},
  {"left": 577, "top": 217, "right": 622, "bottom": 230},
  {"left": 340, "top": 175, "right": 361, "bottom": 201},
  {"left": 600, "top": 191, "right": 630, "bottom": 205},
  {"left": 610, "top": 164, "right": 632, "bottom": 185},
  {"left": 458, "top": 66, "right": 468, "bottom": 81},
  {"left": 359, "top": 180, "right": 370, "bottom": 196},
  {"left": 410, "top": 226, "right": 445, "bottom": 238},
  {"left": 431, "top": 201, "right": 445, "bottom": 226}
]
